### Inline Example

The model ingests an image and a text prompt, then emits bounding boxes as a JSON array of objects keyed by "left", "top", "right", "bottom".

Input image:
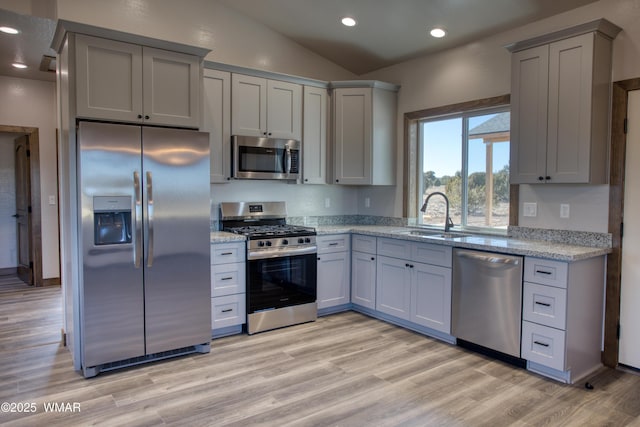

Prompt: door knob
[{"left": 12, "top": 214, "right": 19, "bottom": 218}]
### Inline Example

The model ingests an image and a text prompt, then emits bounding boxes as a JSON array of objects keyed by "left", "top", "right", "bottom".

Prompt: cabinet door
[
  {"left": 411, "top": 263, "right": 452, "bottom": 333},
  {"left": 204, "top": 69, "right": 231, "bottom": 183},
  {"left": 334, "top": 88, "right": 372, "bottom": 185},
  {"left": 510, "top": 44, "right": 549, "bottom": 184},
  {"left": 317, "top": 251, "right": 351, "bottom": 309},
  {"left": 75, "top": 34, "right": 143, "bottom": 123},
  {"left": 351, "top": 251, "right": 376, "bottom": 309},
  {"left": 376, "top": 256, "right": 411, "bottom": 320},
  {"left": 546, "top": 33, "right": 594, "bottom": 183},
  {"left": 142, "top": 47, "right": 200, "bottom": 128},
  {"left": 302, "top": 86, "right": 327, "bottom": 184},
  {"left": 267, "top": 80, "right": 302, "bottom": 139},
  {"left": 231, "top": 74, "right": 267, "bottom": 137}
]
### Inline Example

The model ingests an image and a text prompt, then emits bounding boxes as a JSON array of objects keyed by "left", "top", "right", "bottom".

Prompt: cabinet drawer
[
  {"left": 212, "top": 294, "right": 246, "bottom": 329},
  {"left": 317, "top": 234, "right": 351, "bottom": 254},
  {"left": 211, "top": 262, "right": 246, "bottom": 297},
  {"left": 412, "top": 242, "right": 452, "bottom": 268},
  {"left": 524, "top": 257, "right": 568, "bottom": 288},
  {"left": 522, "top": 321, "right": 566, "bottom": 371},
  {"left": 523, "top": 282, "right": 567, "bottom": 330},
  {"left": 352, "top": 234, "right": 376, "bottom": 254},
  {"left": 212, "top": 242, "right": 246, "bottom": 264},
  {"left": 377, "top": 237, "right": 412, "bottom": 259}
]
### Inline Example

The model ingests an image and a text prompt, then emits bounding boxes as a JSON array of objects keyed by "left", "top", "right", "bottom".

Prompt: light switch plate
[
  {"left": 523, "top": 202, "right": 537, "bottom": 217},
  {"left": 560, "top": 204, "right": 570, "bottom": 218}
]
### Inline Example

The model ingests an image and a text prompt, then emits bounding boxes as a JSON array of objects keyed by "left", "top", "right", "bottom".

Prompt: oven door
[{"left": 247, "top": 253, "right": 317, "bottom": 313}]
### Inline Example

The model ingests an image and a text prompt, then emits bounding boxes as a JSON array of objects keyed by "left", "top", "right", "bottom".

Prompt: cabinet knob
[
  {"left": 538, "top": 176, "right": 544, "bottom": 181},
  {"left": 145, "top": 115, "right": 150, "bottom": 120},
  {"left": 268, "top": 132, "right": 272, "bottom": 136},
  {"left": 137, "top": 114, "right": 143, "bottom": 119},
  {"left": 371, "top": 257, "right": 375, "bottom": 261},
  {"left": 263, "top": 132, "right": 267, "bottom": 136},
  {"left": 317, "top": 257, "right": 321, "bottom": 260},
  {"left": 545, "top": 176, "right": 551, "bottom": 180},
  {"left": 336, "top": 179, "right": 339, "bottom": 183}
]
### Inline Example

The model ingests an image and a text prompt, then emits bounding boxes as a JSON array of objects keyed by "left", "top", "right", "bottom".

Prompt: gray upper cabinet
[
  {"left": 231, "top": 74, "right": 302, "bottom": 140},
  {"left": 203, "top": 69, "right": 231, "bottom": 183},
  {"left": 332, "top": 81, "right": 398, "bottom": 185},
  {"left": 302, "top": 85, "right": 328, "bottom": 184},
  {"left": 75, "top": 34, "right": 201, "bottom": 128},
  {"left": 509, "top": 19, "right": 621, "bottom": 184}
]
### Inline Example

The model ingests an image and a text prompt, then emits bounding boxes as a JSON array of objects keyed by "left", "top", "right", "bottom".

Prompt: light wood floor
[{"left": 1, "top": 276, "right": 640, "bottom": 426}]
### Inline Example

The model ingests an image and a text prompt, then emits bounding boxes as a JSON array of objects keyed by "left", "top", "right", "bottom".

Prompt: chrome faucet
[{"left": 420, "top": 191, "right": 454, "bottom": 232}]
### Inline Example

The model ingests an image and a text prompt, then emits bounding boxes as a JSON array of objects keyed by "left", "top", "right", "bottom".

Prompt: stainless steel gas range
[{"left": 220, "top": 202, "right": 317, "bottom": 334}]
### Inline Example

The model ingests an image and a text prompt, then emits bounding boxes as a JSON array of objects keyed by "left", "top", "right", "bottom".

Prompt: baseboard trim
[
  {"left": 0, "top": 267, "right": 18, "bottom": 276},
  {"left": 42, "top": 277, "right": 61, "bottom": 286}
]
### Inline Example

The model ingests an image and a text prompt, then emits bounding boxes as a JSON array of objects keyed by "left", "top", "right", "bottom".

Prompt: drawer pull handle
[
  {"left": 329, "top": 242, "right": 339, "bottom": 246},
  {"left": 221, "top": 308, "right": 233, "bottom": 313},
  {"left": 535, "top": 301, "right": 551, "bottom": 307},
  {"left": 536, "top": 270, "right": 552, "bottom": 275},
  {"left": 534, "top": 341, "right": 550, "bottom": 347},
  {"left": 221, "top": 252, "right": 233, "bottom": 255},
  {"left": 221, "top": 277, "right": 233, "bottom": 281}
]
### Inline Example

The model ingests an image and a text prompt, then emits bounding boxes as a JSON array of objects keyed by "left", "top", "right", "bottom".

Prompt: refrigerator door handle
[
  {"left": 146, "top": 171, "right": 154, "bottom": 267},
  {"left": 133, "top": 171, "right": 143, "bottom": 268}
]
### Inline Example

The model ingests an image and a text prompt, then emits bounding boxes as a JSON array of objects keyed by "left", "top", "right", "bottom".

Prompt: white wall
[
  {"left": 363, "top": 0, "right": 640, "bottom": 233},
  {"left": 0, "top": 76, "right": 59, "bottom": 277},
  {"left": 0, "top": 134, "right": 18, "bottom": 269}
]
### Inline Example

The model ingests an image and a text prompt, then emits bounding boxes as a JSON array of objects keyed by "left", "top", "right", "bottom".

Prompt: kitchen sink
[{"left": 397, "top": 229, "right": 471, "bottom": 239}]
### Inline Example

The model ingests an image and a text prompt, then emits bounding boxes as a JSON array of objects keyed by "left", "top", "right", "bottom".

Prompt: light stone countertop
[
  {"left": 210, "top": 231, "right": 246, "bottom": 243},
  {"left": 314, "top": 225, "right": 610, "bottom": 262}
]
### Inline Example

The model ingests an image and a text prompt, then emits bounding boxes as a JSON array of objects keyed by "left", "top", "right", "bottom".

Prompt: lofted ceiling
[
  {"left": 218, "top": 0, "right": 600, "bottom": 75},
  {"left": 0, "top": 0, "right": 599, "bottom": 82}
]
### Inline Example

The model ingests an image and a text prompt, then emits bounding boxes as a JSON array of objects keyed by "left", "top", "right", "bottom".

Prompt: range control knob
[
  {"left": 305, "top": 237, "right": 311, "bottom": 243},
  {"left": 265, "top": 241, "right": 272, "bottom": 247},
  {"left": 298, "top": 238, "right": 305, "bottom": 244},
  {"left": 282, "top": 239, "right": 288, "bottom": 245},
  {"left": 258, "top": 241, "right": 265, "bottom": 247}
]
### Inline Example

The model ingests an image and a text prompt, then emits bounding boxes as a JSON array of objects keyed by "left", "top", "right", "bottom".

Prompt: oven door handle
[{"left": 248, "top": 245, "right": 317, "bottom": 260}]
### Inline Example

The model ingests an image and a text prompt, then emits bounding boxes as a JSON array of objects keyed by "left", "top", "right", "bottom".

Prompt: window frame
[
  {"left": 403, "top": 94, "right": 517, "bottom": 232},
  {"left": 417, "top": 105, "right": 511, "bottom": 232}
]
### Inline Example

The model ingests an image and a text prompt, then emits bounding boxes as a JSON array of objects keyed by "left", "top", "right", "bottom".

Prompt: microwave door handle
[{"left": 285, "top": 147, "right": 292, "bottom": 174}]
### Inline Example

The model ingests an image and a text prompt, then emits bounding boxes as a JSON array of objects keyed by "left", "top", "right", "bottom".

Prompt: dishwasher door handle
[{"left": 456, "top": 251, "right": 521, "bottom": 265}]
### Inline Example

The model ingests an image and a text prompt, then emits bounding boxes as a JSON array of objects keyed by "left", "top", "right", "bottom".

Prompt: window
[{"left": 418, "top": 107, "right": 510, "bottom": 231}]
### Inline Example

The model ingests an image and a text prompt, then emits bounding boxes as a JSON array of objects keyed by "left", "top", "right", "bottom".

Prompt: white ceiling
[{"left": 0, "top": 0, "right": 599, "bottom": 81}]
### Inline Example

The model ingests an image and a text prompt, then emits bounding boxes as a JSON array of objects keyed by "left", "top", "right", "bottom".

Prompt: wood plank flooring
[{"left": 1, "top": 276, "right": 640, "bottom": 426}]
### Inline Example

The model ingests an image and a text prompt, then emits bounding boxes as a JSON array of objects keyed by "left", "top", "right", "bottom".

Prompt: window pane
[
  {"left": 421, "top": 118, "right": 462, "bottom": 227},
  {"left": 467, "top": 112, "right": 510, "bottom": 229}
]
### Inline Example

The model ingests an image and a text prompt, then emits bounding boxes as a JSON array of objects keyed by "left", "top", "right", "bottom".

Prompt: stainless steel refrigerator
[{"left": 77, "top": 121, "right": 211, "bottom": 377}]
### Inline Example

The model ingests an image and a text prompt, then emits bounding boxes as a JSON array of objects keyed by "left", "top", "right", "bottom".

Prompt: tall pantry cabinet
[{"left": 508, "top": 19, "right": 621, "bottom": 184}]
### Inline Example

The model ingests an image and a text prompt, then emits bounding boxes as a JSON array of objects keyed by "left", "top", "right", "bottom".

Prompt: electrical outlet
[
  {"left": 523, "top": 202, "right": 537, "bottom": 217},
  {"left": 324, "top": 197, "right": 331, "bottom": 208},
  {"left": 364, "top": 197, "right": 370, "bottom": 208},
  {"left": 48, "top": 195, "right": 56, "bottom": 205},
  {"left": 560, "top": 204, "right": 570, "bottom": 218}
]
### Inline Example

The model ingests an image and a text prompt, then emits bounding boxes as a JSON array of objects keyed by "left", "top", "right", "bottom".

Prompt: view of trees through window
[{"left": 420, "top": 110, "right": 510, "bottom": 230}]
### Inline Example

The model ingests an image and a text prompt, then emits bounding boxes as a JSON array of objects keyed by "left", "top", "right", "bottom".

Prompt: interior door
[
  {"left": 14, "top": 135, "right": 32, "bottom": 285},
  {"left": 620, "top": 89, "right": 640, "bottom": 369}
]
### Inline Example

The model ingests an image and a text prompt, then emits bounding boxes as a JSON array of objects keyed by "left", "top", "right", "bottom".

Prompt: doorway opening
[{"left": 0, "top": 125, "right": 46, "bottom": 286}]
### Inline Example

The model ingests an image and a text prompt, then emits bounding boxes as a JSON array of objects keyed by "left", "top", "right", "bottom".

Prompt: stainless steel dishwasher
[{"left": 452, "top": 248, "right": 524, "bottom": 361}]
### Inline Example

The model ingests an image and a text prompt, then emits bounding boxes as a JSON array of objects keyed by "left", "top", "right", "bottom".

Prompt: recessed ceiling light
[
  {"left": 12, "top": 63, "right": 27, "bottom": 69},
  {"left": 0, "top": 26, "right": 19, "bottom": 35},
  {"left": 430, "top": 28, "right": 447, "bottom": 38},
  {"left": 341, "top": 17, "right": 357, "bottom": 27}
]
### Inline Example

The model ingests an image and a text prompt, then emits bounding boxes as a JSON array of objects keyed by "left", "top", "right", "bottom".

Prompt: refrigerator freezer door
[
  {"left": 78, "top": 122, "right": 145, "bottom": 367},
  {"left": 141, "top": 127, "right": 211, "bottom": 354}
]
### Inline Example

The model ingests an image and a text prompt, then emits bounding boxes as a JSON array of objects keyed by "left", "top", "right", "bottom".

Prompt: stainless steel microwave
[{"left": 232, "top": 135, "right": 300, "bottom": 180}]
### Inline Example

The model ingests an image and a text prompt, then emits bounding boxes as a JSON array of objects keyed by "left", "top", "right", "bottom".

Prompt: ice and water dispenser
[{"left": 93, "top": 196, "right": 132, "bottom": 245}]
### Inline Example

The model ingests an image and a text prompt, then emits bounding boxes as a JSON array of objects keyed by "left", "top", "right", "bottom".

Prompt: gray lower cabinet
[
  {"left": 376, "top": 237, "right": 452, "bottom": 334},
  {"left": 351, "top": 235, "right": 377, "bottom": 309},
  {"left": 520, "top": 256, "right": 605, "bottom": 383},
  {"left": 316, "top": 234, "right": 351, "bottom": 312},
  {"left": 211, "top": 241, "right": 246, "bottom": 338}
]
